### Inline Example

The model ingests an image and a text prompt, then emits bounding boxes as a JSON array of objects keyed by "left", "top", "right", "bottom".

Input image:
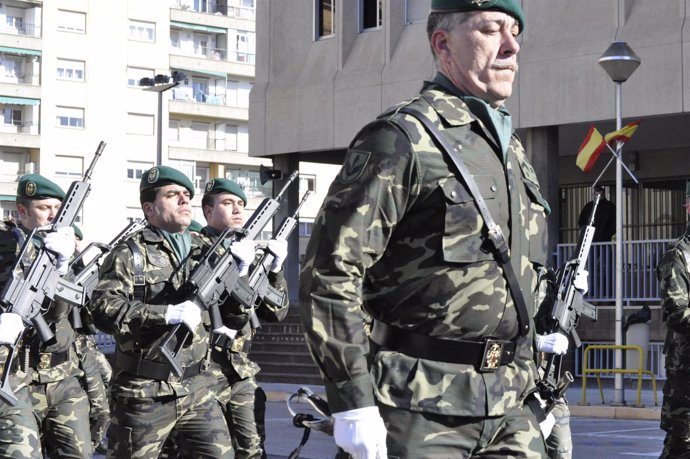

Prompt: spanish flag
[
  {"left": 576, "top": 126, "right": 607, "bottom": 173},
  {"left": 604, "top": 120, "right": 641, "bottom": 145}
]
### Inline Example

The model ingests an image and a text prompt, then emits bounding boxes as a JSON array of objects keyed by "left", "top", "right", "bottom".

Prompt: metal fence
[{"left": 574, "top": 340, "right": 666, "bottom": 380}]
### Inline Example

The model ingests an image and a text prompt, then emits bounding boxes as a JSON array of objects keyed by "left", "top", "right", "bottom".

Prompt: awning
[
  {"left": 170, "top": 21, "right": 226, "bottom": 34},
  {"left": 0, "top": 195, "right": 15, "bottom": 202},
  {"left": 0, "top": 96, "right": 40, "bottom": 106},
  {"left": 0, "top": 46, "right": 41, "bottom": 56},
  {"left": 176, "top": 67, "right": 227, "bottom": 79}
]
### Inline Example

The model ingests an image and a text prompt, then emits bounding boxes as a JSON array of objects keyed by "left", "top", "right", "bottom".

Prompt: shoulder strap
[
  {"left": 397, "top": 106, "right": 530, "bottom": 336},
  {"left": 125, "top": 239, "right": 146, "bottom": 302}
]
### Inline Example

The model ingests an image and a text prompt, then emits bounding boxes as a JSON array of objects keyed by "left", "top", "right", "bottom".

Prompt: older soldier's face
[
  {"left": 18, "top": 198, "right": 62, "bottom": 230},
  {"left": 434, "top": 11, "right": 520, "bottom": 107},
  {"left": 205, "top": 192, "right": 245, "bottom": 232},
  {"left": 144, "top": 184, "right": 192, "bottom": 233}
]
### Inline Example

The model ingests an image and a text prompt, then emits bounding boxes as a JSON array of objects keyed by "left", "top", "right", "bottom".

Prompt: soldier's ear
[{"left": 142, "top": 202, "right": 154, "bottom": 219}]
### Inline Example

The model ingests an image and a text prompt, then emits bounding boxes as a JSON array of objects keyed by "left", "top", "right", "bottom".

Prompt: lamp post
[
  {"left": 140, "top": 72, "right": 186, "bottom": 166},
  {"left": 598, "top": 42, "right": 641, "bottom": 406}
]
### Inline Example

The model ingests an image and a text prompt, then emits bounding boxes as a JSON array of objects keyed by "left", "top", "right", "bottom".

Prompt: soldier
[
  {"left": 200, "top": 178, "right": 289, "bottom": 458},
  {"left": 89, "top": 166, "right": 234, "bottom": 458},
  {"left": 300, "top": 0, "right": 556, "bottom": 456},
  {"left": 0, "top": 173, "right": 92, "bottom": 457},
  {"left": 658, "top": 180, "right": 690, "bottom": 458}
]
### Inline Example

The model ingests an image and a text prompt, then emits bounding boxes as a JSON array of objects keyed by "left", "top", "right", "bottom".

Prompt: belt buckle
[
  {"left": 38, "top": 352, "right": 52, "bottom": 370},
  {"left": 230, "top": 336, "right": 245, "bottom": 353},
  {"left": 479, "top": 339, "right": 504, "bottom": 372}
]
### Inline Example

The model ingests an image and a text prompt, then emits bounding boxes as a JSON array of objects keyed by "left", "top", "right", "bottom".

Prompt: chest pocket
[
  {"left": 521, "top": 175, "right": 549, "bottom": 266},
  {"left": 440, "top": 174, "right": 498, "bottom": 264}
]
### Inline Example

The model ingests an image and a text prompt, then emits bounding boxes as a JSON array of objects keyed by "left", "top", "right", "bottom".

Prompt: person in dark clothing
[{"left": 578, "top": 186, "right": 616, "bottom": 242}]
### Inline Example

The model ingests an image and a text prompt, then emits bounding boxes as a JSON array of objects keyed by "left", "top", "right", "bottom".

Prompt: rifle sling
[
  {"left": 397, "top": 107, "right": 530, "bottom": 337},
  {"left": 125, "top": 239, "right": 146, "bottom": 302}
]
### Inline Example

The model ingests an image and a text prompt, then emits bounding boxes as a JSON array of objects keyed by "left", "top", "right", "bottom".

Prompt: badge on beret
[
  {"left": 147, "top": 167, "right": 159, "bottom": 184},
  {"left": 472, "top": 0, "right": 489, "bottom": 5},
  {"left": 25, "top": 181, "right": 36, "bottom": 197},
  {"left": 205, "top": 180, "right": 215, "bottom": 193}
]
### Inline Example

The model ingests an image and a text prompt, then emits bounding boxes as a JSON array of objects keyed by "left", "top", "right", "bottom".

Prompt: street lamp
[
  {"left": 139, "top": 71, "right": 186, "bottom": 166},
  {"left": 598, "top": 42, "right": 641, "bottom": 406}
]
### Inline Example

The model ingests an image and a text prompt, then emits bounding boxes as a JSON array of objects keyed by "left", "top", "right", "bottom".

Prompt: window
[
  {"left": 57, "top": 10, "right": 86, "bottom": 33},
  {"left": 316, "top": 0, "right": 335, "bottom": 38},
  {"left": 55, "top": 155, "right": 83, "bottom": 178},
  {"left": 2, "top": 108, "right": 21, "bottom": 126},
  {"left": 6, "top": 16, "right": 24, "bottom": 33},
  {"left": 129, "top": 19, "right": 155, "bottom": 42},
  {"left": 191, "top": 122, "right": 209, "bottom": 149},
  {"left": 169, "top": 159, "right": 196, "bottom": 188},
  {"left": 126, "top": 161, "right": 152, "bottom": 181},
  {"left": 169, "top": 119, "right": 180, "bottom": 141},
  {"left": 127, "top": 67, "right": 154, "bottom": 87},
  {"left": 300, "top": 175, "right": 316, "bottom": 194},
  {"left": 170, "top": 30, "right": 180, "bottom": 49},
  {"left": 227, "top": 169, "right": 270, "bottom": 199},
  {"left": 127, "top": 113, "right": 154, "bottom": 135},
  {"left": 56, "top": 59, "right": 85, "bottom": 82},
  {"left": 56, "top": 106, "right": 84, "bottom": 128},
  {"left": 299, "top": 221, "right": 314, "bottom": 237},
  {"left": 405, "top": 0, "right": 430, "bottom": 24},
  {"left": 361, "top": 0, "right": 382, "bottom": 30}
]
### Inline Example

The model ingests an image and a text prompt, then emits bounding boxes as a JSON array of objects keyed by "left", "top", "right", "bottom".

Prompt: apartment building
[{"left": 0, "top": 0, "right": 336, "bottom": 246}]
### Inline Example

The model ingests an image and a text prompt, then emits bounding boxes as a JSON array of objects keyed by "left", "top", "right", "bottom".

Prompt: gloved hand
[
  {"left": 44, "top": 226, "right": 76, "bottom": 275},
  {"left": 536, "top": 332, "right": 569, "bottom": 355},
  {"left": 267, "top": 238, "right": 288, "bottom": 273},
  {"left": 533, "top": 392, "right": 556, "bottom": 438},
  {"left": 333, "top": 406, "right": 388, "bottom": 459},
  {"left": 165, "top": 300, "right": 202, "bottom": 331},
  {"left": 213, "top": 325, "right": 238, "bottom": 340},
  {"left": 574, "top": 269, "right": 589, "bottom": 294},
  {"left": 230, "top": 239, "right": 256, "bottom": 277},
  {"left": 0, "top": 312, "right": 25, "bottom": 345}
]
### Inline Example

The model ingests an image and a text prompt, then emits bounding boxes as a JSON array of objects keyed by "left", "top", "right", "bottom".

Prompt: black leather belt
[
  {"left": 20, "top": 347, "right": 70, "bottom": 371},
  {"left": 369, "top": 320, "right": 515, "bottom": 372},
  {"left": 115, "top": 351, "right": 203, "bottom": 382}
]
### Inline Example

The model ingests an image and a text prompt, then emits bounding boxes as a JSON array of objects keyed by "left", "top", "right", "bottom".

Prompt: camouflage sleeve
[
  {"left": 89, "top": 243, "right": 167, "bottom": 336},
  {"left": 256, "top": 270, "right": 289, "bottom": 322},
  {"left": 299, "top": 120, "right": 417, "bottom": 412},
  {"left": 659, "top": 247, "right": 690, "bottom": 333}
]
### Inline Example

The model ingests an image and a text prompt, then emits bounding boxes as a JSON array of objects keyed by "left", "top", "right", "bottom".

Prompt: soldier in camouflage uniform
[
  {"left": 89, "top": 166, "right": 233, "bottom": 458},
  {"left": 300, "top": 1, "right": 553, "bottom": 457},
  {"left": 658, "top": 180, "right": 690, "bottom": 458},
  {"left": 0, "top": 174, "right": 92, "bottom": 458},
  {"left": 200, "top": 178, "right": 289, "bottom": 459}
]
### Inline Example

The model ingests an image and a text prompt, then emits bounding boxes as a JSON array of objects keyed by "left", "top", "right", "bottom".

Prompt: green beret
[
  {"left": 72, "top": 224, "right": 83, "bottom": 240},
  {"left": 140, "top": 166, "right": 195, "bottom": 199},
  {"left": 17, "top": 174, "right": 65, "bottom": 200},
  {"left": 204, "top": 178, "right": 247, "bottom": 205},
  {"left": 431, "top": 0, "right": 525, "bottom": 33},
  {"left": 686, "top": 180, "right": 690, "bottom": 197},
  {"left": 188, "top": 219, "right": 203, "bottom": 233}
]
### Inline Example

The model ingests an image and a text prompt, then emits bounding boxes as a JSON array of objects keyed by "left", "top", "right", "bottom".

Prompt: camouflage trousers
[
  {"left": 77, "top": 338, "right": 112, "bottom": 448},
  {"left": 660, "top": 377, "right": 690, "bottom": 459},
  {"left": 378, "top": 400, "right": 546, "bottom": 458},
  {"left": 0, "top": 382, "right": 42, "bottom": 459},
  {"left": 30, "top": 374, "right": 92, "bottom": 458},
  {"left": 545, "top": 398, "right": 572, "bottom": 459},
  {"left": 108, "top": 386, "right": 234, "bottom": 459},
  {"left": 214, "top": 374, "right": 267, "bottom": 459}
]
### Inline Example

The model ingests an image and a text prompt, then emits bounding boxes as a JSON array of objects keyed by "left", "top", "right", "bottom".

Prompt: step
[
  {"left": 255, "top": 323, "right": 305, "bottom": 335},
  {"left": 250, "top": 341, "right": 311, "bottom": 354},
  {"left": 251, "top": 351, "right": 315, "bottom": 366},
  {"left": 258, "top": 361, "right": 322, "bottom": 376},
  {"left": 257, "top": 372, "right": 323, "bottom": 386},
  {"left": 253, "top": 332, "right": 306, "bottom": 343}
]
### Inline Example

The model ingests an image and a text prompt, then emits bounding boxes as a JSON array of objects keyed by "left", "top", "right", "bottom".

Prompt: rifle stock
[
  {"left": 159, "top": 171, "right": 299, "bottom": 377},
  {"left": 0, "top": 141, "right": 105, "bottom": 405}
]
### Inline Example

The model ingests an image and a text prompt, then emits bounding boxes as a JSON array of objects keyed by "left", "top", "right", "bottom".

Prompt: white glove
[
  {"left": 44, "top": 226, "right": 76, "bottom": 275},
  {"left": 536, "top": 333, "right": 569, "bottom": 355},
  {"left": 574, "top": 269, "right": 589, "bottom": 294},
  {"left": 333, "top": 406, "right": 388, "bottom": 459},
  {"left": 0, "top": 312, "right": 25, "bottom": 345},
  {"left": 213, "top": 325, "right": 238, "bottom": 340},
  {"left": 165, "top": 300, "right": 202, "bottom": 331},
  {"left": 533, "top": 392, "right": 556, "bottom": 438},
  {"left": 230, "top": 239, "right": 256, "bottom": 277},
  {"left": 267, "top": 238, "right": 288, "bottom": 273}
]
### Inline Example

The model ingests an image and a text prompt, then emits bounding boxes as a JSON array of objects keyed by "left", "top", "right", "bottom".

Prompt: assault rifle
[
  {"left": 536, "top": 192, "right": 600, "bottom": 414},
  {"left": 160, "top": 170, "right": 299, "bottom": 377},
  {"left": 0, "top": 141, "right": 105, "bottom": 405},
  {"left": 232, "top": 190, "right": 312, "bottom": 329},
  {"left": 56, "top": 220, "right": 146, "bottom": 332}
]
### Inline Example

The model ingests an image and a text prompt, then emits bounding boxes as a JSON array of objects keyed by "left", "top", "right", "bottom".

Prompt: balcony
[
  {"left": 172, "top": 0, "right": 256, "bottom": 20},
  {"left": 0, "top": 22, "right": 41, "bottom": 38}
]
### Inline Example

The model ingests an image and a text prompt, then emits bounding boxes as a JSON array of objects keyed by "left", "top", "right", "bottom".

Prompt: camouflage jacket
[
  {"left": 89, "top": 225, "right": 218, "bottom": 398},
  {"left": 658, "top": 226, "right": 690, "bottom": 375},
  {"left": 199, "top": 227, "right": 289, "bottom": 379},
  {"left": 0, "top": 221, "right": 81, "bottom": 384},
  {"left": 299, "top": 82, "right": 549, "bottom": 416}
]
